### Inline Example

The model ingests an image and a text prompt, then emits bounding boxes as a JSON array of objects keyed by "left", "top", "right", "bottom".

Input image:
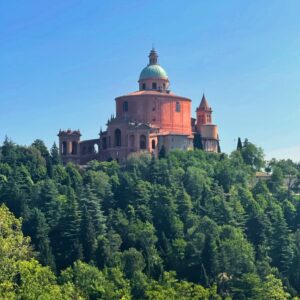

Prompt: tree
[
  {"left": 22, "top": 208, "right": 56, "bottom": 270},
  {"left": 81, "top": 204, "right": 97, "bottom": 262},
  {"left": 0, "top": 204, "right": 80, "bottom": 299},
  {"left": 50, "top": 142, "right": 60, "bottom": 165},
  {"left": 237, "top": 137, "right": 243, "bottom": 151},
  {"left": 121, "top": 248, "right": 145, "bottom": 278},
  {"left": 53, "top": 187, "right": 83, "bottom": 270},
  {"left": 158, "top": 145, "right": 166, "bottom": 159},
  {"left": 241, "top": 139, "right": 265, "bottom": 171},
  {"left": 193, "top": 133, "right": 203, "bottom": 150},
  {"left": 260, "top": 274, "right": 290, "bottom": 300}
]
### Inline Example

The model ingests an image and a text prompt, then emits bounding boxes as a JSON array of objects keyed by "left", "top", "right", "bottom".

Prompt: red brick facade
[{"left": 58, "top": 49, "right": 220, "bottom": 164}]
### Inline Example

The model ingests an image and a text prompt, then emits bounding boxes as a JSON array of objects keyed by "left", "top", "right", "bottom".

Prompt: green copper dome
[{"left": 139, "top": 64, "right": 168, "bottom": 81}]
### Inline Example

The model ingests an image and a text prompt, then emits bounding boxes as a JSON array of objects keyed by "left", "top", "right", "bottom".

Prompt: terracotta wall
[{"left": 115, "top": 94, "right": 191, "bottom": 135}]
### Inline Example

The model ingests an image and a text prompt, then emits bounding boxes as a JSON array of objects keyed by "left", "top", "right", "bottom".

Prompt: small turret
[{"left": 57, "top": 129, "right": 81, "bottom": 164}]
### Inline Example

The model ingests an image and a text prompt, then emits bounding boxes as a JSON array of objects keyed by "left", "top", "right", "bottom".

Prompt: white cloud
[{"left": 266, "top": 145, "right": 300, "bottom": 162}]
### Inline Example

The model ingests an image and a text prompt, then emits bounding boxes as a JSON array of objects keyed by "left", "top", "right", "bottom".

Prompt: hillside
[{"left": 0, "top": 138, "right": 300, "bottom": 299}]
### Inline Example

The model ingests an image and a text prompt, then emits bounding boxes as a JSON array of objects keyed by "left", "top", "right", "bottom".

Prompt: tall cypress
[
  {"left": 81, "top": 204, "right": 97, "bottom": 262},
  {"left": 237, "top": 137, "right": 243, "bottom": 151}
]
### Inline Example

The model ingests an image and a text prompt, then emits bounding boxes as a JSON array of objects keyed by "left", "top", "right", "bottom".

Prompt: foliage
[{"left": 1, "top": 138, "right": 300, "bottom": 298}]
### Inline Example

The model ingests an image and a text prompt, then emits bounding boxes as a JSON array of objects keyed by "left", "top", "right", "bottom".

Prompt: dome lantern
[
  {"left": 138, "top": 48, "right": 170, "bottom": 92},
  {"left": 149, "top": 48, "right": 158, "bottom": 65}
]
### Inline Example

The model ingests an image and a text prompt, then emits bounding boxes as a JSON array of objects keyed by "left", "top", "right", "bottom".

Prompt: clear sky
[{"left": 1, "top": 1, "right": 300, "bottom": 160}]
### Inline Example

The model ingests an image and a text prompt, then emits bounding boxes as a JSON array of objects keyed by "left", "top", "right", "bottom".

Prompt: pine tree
[
  {"left": 50, "top": 143, "right": 60, "bottom": 165},
  {"left": 79, "top": 185, "right": 106, "bottom": 236},
  {"left": 23, "top": 208, "right": 56, "bottom": 270},
  {"left": 52, "top": 187, "right": 83, "bottom": 270},
  {"left": 237, "top": 137, "right": 243, "bottom": 151}
]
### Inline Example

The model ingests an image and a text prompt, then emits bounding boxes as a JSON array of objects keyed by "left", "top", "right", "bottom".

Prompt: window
[
  {"left": 88, "top": 145, "right": 94, "bottom": 154},
  {"left": 140, "top": 135, "right": 146, "bottom": 150},
  {"left": 71, "top": 141, "right": 77, "bottom": 155},
  {"left": 82, "top": 146, "right": 86, "bottom": 155},
  {"left": 94, "top": 144, "right": 99, "bottom": 153},
  {"left": 152, "top": 140, "right": 156, "bottom": 149},
  {"left": 114, "top": 129, "right": 121, "bottom": 147},
  {"left": 207, "top": 114, "right": 211, "bottom": 123},
  {"left": 130, "top": 135, "right": 135, "bottom": 148},
  {"left": 123, "top": 101, "right": 128, "bottom": 112},
  {"left": 142, "top": 83, "right": 146, "bottom": 90},
  {"left": 62, "top": 142, "right": 67, "bottom": 155},
  {"left": 102, "top": 137, "right": 107, "bottom": 150},
  {"left": 199, "top": 115, "right": 205, "bottom": 123},
  {"left": 176, "top": 102, "right": 181, "bottom": 112},
  {"left": 152, "top": 82, "right": 157, "bottom": 90},
  {"left": 163, "top": 83, "right": 166, "bottom": 89}
]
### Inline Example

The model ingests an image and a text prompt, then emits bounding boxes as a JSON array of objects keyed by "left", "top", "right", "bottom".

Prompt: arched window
[
  {"left": 163, "top": 83, "right": 166, "bottom": 89},
  {"left": 140, "top": 135, "right": 146, "bottom": 150},
  {"left": 114, "top": 129, "right": 121, "bottom": 147},
  {"left": 71, "top": 141, "right": 77, "bottom": 155},
  {"left": 88, "top": 145, "right": 94, "bottom": 154},
  {"left": 94, "top": 144, "right": 99, "bottom": 153},
  {"left": 142, "top": 83, "right": 146, "bottom": 90},
  {"left": 62, "top": 141, "right": 67, "bottom": 155},
  {"left": 176, "top": 102, "right": 181, "bottom": 112},
  {"left": 129, "top": 135, "right": 135, "bottom": 148},
  {"left": 152, "top": 140, "right": 156, "bottom": 149},
  {"left": 123, "top": 101, "right": 128, "bottom": 112},
  {"left": 102, "top": 137, "right": 107, "bottom": 150},
  {"left": 152, "top": 82, "right": 157, "bottom": 90}
]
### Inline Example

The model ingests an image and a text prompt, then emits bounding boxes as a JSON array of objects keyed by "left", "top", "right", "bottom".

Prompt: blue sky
[{"left": 1, "top": 1, "right": 300, "bottom": 160}]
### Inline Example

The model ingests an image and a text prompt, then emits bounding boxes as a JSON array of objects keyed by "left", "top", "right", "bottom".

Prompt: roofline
[
  {"left": 115, "top": 92, "right": 191, "bottom": 102},
  {"left": 138, "top": 77, "right": 169, "bottom": 82}
]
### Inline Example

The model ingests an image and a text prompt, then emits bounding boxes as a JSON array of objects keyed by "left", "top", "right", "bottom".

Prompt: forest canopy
[{"left": 0, "top": 137, "right": 300, "bottom": 299}]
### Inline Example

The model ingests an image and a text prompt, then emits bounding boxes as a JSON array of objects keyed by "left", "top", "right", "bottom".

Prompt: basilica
[{"left": 58, "top": 49, "right": 220, "bottom": 165}]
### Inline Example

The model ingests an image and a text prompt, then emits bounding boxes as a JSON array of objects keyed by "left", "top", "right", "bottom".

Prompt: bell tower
[
  {"left": 196, "top": 94, "right": 212, "bottom": 130},
  {"left": 195, "top": 94, "right": 220, "bottom": 153}
]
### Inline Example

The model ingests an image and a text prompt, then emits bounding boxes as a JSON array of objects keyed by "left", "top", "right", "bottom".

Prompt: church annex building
[{"left": 58, "top": 48, "right": 220, "bottom": 165}]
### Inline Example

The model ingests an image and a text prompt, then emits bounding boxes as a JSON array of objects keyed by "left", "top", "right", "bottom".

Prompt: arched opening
[
  {"left": 129, "top": 135, "right": 135, "bottom": 148},
  {"left": 142, "top": 83, "right": 146, "bottom": 90},
  {"left": 114, "top": 129, "right": 121, "bottom": 147},
  {"left": 123, "top": 101, "right": 128, "bottom": 112},
  {"left": 102, "top": 137, "right": 107, "bottom": 150},
  {"left": 140, "top": 135, "right": 146, "bottom": 150},
  {"left": 152, "top": 82, "right": 157, "bottom": 90},
  {"left": 176, "top": 101, "right": 181, "bottom": 112},
  {"left": 94, "top": 144, "right": 99, "bottom": 153},
  {"left": 88, "top": 145, "right": 94, "bottom": 154},
  {"left": 71, "top": 141, "right": 77, "bottom": 155},
  {"left": 152, "top": 140, "right": 156, "bottom": 149},
  {"left": 62, "top": 142, "right": 67, "bottom": 155}
]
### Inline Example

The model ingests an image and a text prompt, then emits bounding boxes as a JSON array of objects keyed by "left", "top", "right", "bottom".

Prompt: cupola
[{"left": 138, "top": 48, "right": 170, "bottom": 92}]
